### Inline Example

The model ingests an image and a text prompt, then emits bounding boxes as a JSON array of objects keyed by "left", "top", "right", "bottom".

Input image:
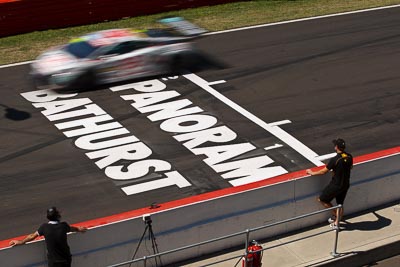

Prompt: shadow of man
[{"left": 341, "top": 211, "right": 392, "bottom": 231}]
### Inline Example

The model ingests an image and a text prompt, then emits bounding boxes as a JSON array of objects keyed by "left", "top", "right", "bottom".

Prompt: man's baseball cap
[
  {"left": 47, "top": 207, "right": 61, "bottom": 221},
  {"left": 332, "top": 138, "right": 346, "bottom": 149}
]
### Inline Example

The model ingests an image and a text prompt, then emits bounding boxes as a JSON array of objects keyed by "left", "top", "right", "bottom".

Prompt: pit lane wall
[
  {"left": 0, "top": 0, "right": 241, "bottom": 38},
  {"left": 1, "top": 147, "right": 399, "bottom": 266}
]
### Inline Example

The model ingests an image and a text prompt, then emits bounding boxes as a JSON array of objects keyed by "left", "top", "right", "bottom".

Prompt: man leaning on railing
[{"left": 307, "top": 138, "right": 353, "bottom": 229}]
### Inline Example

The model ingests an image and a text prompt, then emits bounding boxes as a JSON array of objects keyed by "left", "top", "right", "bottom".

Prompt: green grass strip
[{"left": 1, "top": 0, "right": 400, "bottom": 65}]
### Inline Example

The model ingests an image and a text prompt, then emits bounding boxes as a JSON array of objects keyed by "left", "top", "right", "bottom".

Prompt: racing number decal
[
  {"left": 120, "top": 57, "right": 142, "bottom": 70},
  {"left": 116, "top": 56, "right": 144, "bottom": 77}
]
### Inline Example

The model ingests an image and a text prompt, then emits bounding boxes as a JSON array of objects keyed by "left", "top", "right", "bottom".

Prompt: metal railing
[{"left": 108, "top": 205, "right": 343, "bottom": 267}]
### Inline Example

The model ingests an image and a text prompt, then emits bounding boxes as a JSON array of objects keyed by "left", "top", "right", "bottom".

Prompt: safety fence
[
  {"left": 107, "top": 205, "right": 343, "bottom": 267},
  {"left": 0, "top": 0, "right": 242, "bottom": 37}
]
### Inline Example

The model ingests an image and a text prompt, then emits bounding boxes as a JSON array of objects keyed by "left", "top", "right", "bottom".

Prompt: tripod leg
[
  {"left": 148, "top": 225, "right": 162, "bottom": 267},
  {"left": 131, "top": 225, "right": 149, "bottom": 266}
]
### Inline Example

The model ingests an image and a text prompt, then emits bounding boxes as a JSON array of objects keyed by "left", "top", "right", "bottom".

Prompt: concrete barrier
[
  {"left": 0, "top": 0, "right": 241, "bottom": 37},
  {"left": 0, "top": 147, "right": 399, "bottom": 266}
]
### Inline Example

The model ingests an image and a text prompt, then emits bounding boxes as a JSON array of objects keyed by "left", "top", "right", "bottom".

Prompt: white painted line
[
  {"left": 184, "top": 73, "right": 325, "bottom": 166},
  {"left": 208, "top": 80, "right": 226, "bottom": 86},
  {"left": 2, "top": 4, "right": 400, "bottom": 69},
  {"left": 268, "top": 120, "right": 292, "bottom": 127},
  {"left": 206, "top": 4, "right": 400, "bottom": 36},
  {"left": 315, "top": 152, "right": 336, "bottom": 161},
  {"left": 264, "top": 144, "right": 283, "bottom": 151},
  {"left": 0, "top": 60, "right": 34, "bottom": 69}
]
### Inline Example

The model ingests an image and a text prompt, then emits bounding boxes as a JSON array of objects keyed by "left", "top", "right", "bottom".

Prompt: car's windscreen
[{"left": 65, "top": 41, "right": 98, "bottom": 58}]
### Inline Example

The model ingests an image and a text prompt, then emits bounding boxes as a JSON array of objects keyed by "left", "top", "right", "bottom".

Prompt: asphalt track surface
[{"left": 1, "top": 7, "right": 400, "bottom": 241}]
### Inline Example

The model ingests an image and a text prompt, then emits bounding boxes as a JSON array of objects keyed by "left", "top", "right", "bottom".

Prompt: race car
[{"left": 30, "top": 17, "right": 207, "bottom": 89}]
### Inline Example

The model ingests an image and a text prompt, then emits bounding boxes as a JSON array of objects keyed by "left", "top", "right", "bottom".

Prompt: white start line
[{"left": 182, "top": 74, "right": 335, "bottom": 166}]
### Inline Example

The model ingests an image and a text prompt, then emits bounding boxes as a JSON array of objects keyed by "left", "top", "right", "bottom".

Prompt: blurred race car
[{"left": 31, "top": 17, "right": 207, "bottom": 89}]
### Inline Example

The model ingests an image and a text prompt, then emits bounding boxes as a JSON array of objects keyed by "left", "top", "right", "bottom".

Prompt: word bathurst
[{"left": 21, "top": 77, "right": 288, "bottom": 195}]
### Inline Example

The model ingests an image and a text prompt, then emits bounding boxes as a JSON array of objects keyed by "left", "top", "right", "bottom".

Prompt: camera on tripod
[
  {"left": 131, "top": 213, "right": 161, "bottom": 267},
  {"left": 142, "top": 214, "right": 152, "bottom": 224}
]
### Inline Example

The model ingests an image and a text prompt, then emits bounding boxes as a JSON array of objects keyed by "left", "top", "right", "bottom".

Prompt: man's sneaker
[
  {"left": 328, "top": 217, "right": 336, "bottom": 224},
  {"left": 329, "top": 223, "right": 341, "bottom": 230}
]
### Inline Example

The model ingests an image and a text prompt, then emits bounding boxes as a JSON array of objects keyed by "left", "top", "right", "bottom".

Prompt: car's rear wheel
[
  {"left": 170, "top": 54, "right": 186, "bottom": 74},
  {"left": 69, "top": 70, "right": 97, "bottom": 90}
]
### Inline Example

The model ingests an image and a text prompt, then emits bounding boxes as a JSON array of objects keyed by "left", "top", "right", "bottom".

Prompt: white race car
[{"left": 31, "top": 17, "right": 207, "bottom": 89}]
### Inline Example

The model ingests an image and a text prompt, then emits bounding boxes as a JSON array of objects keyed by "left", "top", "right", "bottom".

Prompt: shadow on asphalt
[{"left": 1, "top": 103, "right": 31, "bottom": 121}]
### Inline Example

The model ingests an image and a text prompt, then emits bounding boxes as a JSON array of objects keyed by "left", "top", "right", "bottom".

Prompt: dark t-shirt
[
  {"left": 326, "top": 151, "right": 353, "bottom": 189},
  {"left": 38, "top": 222, "right": 72, "bottom": 262}
]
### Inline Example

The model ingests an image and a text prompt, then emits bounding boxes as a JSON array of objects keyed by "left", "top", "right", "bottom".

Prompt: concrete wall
[
  {"left": 0, "top": 0, "right": 241, "bottom": 37},
  {"left": 1, "top": 151, "right": 399, "bottom": 267}
]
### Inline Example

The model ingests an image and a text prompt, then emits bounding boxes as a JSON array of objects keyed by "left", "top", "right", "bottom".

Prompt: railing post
[
  {"left": 331, "top": 205, "right": 342, "bottom": 257},
  {"left": 244, "top": 229, "right": 250, "bottom": 267},
  {"left": 107, "top": 205, "right": 344, "bottom": 267}
]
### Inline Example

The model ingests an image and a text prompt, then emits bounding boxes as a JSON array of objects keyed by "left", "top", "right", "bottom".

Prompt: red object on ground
[{"left": 242, "top": 242, "right": 263, "bottom": 267}]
